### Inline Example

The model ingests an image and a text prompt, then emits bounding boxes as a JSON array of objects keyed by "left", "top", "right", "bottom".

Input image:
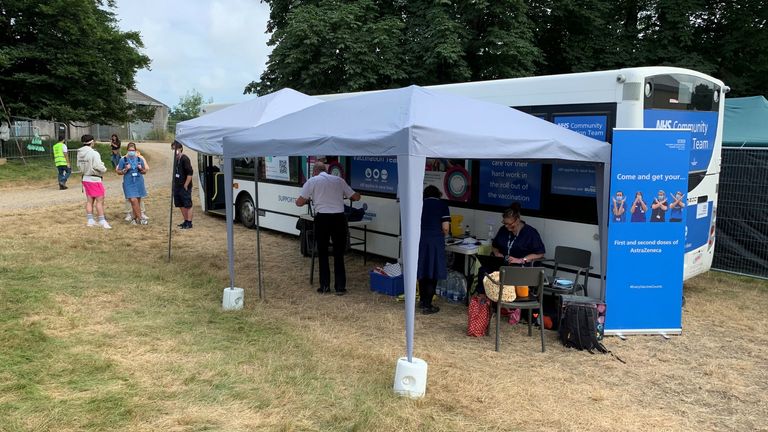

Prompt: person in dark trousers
[
  {"left": 296, "top": 161, "right": 361, "bottom": 295},
  {"left": 109, "top": 134, "right": 122, "bottom": 168},
  {"left": 171, "top": 141, "right": 194, "bottom": 229},
  {"left": 417, "top": 185, "right": 451, "bottom": 314},
  {"left": 52, "top": 133, "right": 71, "bottom": 189}
]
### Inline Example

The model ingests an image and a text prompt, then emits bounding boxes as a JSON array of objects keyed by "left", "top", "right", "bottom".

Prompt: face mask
[
  {"left": 615, "top": 195, "right": 624, "bottom": 202},
  {"left": 676, "top": 194, "right": 682, "bottom": 200},
  {"left": 658, "top": 194, "right": 665, "bottom": 200},
  {"left": 127, "top": 151, "right": 136, "bottom": 157}
]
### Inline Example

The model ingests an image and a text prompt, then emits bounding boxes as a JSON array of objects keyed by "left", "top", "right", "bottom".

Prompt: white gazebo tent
[
  {"left": 168, "top": 88, "right": 322, "bottom": 273},
  {"left": 175, "top": 87, "right": 322, "bottom": 155},
  {"left": 221, "top": 85, "right": 612, "bottom": 396}
]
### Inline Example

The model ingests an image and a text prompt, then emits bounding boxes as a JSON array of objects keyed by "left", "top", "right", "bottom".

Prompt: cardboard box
[{"left": 369, "top": 271, "right": 404, "bottom": 296}]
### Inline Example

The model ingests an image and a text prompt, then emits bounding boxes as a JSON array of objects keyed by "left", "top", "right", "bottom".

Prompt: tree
[
  {"left": 252, "top": 0, "right": 768, "bottom": 98},
  {"left": 696, "top": 0, "right": 768, "bottom": 97},
  {"left": 0, "top": 0, "right": 150, "bottom": 123},
  {"left": 246, "top": 0, "right": 540, "bottom": 95},
  {"left": 246, "top": 0, "right": 407, "bottom": 95},
  {"left": 169, "top": 90, "right": 212, "bottom": 123},
  {"left": 529, "top": 0, "right": 768, "bottom": 97}
]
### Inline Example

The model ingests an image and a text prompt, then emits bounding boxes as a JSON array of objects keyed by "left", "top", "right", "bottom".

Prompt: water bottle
[
  {"left": 464, "top": 225, "right": 470, "bottom": 237},
  {"left": 487, "top": 224, "right": 494, "bottom": 242},
  {"left": 450, "top": 282, "right": 458, "bottom": 303}
]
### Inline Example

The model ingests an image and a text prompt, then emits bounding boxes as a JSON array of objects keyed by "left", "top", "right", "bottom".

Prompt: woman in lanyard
[
  {"left": 491, "top": 202, "right": 546, "bottom": 265},
  {"left": 116, "top": 142, "right": 149, "bottom": 225},
  {"left": 475, "top": 203, "right": 545, "bottom": 294}
]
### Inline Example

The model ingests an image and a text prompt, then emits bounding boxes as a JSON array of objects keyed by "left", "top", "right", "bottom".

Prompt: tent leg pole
[
  {"left": 167, "top": 148, "right": 178, "bottom": 262},
  {"left": 254, "top": 167, "right": 264, "bottom": 300}
]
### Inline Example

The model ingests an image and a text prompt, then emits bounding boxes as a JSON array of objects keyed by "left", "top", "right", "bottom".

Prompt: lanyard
[{"left": 507, "top": 234, "right": 516, "bottom": 257}]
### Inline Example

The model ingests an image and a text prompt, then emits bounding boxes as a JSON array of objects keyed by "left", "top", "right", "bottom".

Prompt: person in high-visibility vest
[{"left": 52, "top": 133, "right": 71, "bottom": 190}]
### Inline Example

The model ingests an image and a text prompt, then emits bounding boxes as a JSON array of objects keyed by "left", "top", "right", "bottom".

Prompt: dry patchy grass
[{"left": 0, "top": 187, "right": 767, "bottom": 431}]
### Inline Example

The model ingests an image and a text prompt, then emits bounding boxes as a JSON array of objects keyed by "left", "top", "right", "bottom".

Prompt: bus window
[{"left": 233, "top": 157, "right": 256, "bottom": 177}]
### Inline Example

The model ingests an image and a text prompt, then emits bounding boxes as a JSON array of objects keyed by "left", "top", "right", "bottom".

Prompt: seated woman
[{"left": 475, "top": 202, "right": 546, "bottom": 295}]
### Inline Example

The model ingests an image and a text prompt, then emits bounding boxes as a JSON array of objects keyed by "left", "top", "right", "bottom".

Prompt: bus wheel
[{"left": 237, "top": 196, "right": 256, "bottom": 229}]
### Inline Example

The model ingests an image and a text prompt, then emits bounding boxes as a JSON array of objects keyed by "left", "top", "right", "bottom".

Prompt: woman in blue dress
[
  {"left": 116, "top": 142, "right": 149, "bottom": 225},
  {"left": 417, "top": 185, "right": 451, "bottom": 315}
]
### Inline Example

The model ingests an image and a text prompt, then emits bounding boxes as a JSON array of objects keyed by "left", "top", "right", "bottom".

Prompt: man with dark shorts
[
  {"left": 296, "top": 161, "right": 361, "bottom": 295},
  {"left": 172, "top": 141, "right": 194, "bottom": 229}
]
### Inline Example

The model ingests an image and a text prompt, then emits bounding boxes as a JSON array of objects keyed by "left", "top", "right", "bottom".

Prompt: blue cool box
[{"left": 369, "top": 271, "right": 404, "bottom": 296}]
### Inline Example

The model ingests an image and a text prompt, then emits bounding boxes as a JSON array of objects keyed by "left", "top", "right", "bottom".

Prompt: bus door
[{"left": 198, "top": 154, "right": 226, "bottom": 212}]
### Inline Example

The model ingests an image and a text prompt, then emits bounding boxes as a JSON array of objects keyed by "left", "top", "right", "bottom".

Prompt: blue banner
[
  {"left": 349, "top": 156, "right": 398, "bottom": 194},
  {"left": 643, "top": 109, "right": 718, "bottom": 174},
  {"left": 605, "top": 129, "right": 690, "bottom": 333},
  {"left": 551, "top": 115, "right": 607, "bottom": 197},
  {"left": 554, "top": 115, "right": 608, "bottom": 141},
  {"left": 478, "top": 160, "right": 541, "bottom": 209}
]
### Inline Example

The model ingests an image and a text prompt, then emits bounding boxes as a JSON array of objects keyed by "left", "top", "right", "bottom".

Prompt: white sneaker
[
  {"left": 100, "top": 221, "right": 112, "bottom": 229},
  {"left": 139, "top": 218, "right": 149, "bottom": 225},
  {"left": 140, "top": 213, "right": 149, "bottom": 220},
  {"left": 130, "top": 219, "right": 138, "bottom": 225},
  {"left": 86, "top": 220, "right": 96, "bottom": 227},
  {"left": 124, "top": 213, "right": 133, "bottom": 222}
]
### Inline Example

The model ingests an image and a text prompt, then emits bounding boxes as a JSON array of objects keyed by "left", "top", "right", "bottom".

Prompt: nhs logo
[{"left": 656, "top": 119, "right": 673, "bottom": 129}]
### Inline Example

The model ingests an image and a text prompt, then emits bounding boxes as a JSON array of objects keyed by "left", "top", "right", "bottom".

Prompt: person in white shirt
[{"left": 296, "top": 161, "right": 361, "bottom": 295}]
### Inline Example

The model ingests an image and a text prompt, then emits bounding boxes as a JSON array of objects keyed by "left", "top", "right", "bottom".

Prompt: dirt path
[{"left": 0, "top": 142, "right": 190, "bottom": 212}]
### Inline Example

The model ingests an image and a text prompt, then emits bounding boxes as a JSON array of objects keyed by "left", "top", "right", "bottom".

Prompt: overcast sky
[{"left": 113, "top": 0, "right": 272, "bottom": 108}]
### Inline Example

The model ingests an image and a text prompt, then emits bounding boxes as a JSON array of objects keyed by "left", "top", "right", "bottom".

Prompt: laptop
[{"left": 474, "top": 254, "right": 506, "bottom": 272}]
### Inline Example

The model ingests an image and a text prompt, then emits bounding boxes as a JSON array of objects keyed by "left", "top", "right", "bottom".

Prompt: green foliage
[
  {"left": 0, "top": 143, "right": 113, "bottom": 185},
  {"left": 145, "top": 128, "right": 168, "bottom": 142},
  {"left": 169, "top": 89, "right": 211, "bottom": 123},
  {"left": 247, "top": 0, "right": 539, "bottom": 95},
  {"left": 0, "top": 0, "right": 150, "bottom": 123},
  {"left": 251, "top": 0, "right": 768, "bottom": 97}
]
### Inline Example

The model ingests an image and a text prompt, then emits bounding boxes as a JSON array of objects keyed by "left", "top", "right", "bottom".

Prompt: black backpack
[{"left": 559, "top": 304, "right": 608, "bottom": 354}]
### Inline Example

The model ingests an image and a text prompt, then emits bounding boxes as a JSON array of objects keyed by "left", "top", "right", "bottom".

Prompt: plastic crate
[{"left": 369, "top": 271, "right": 404, "bottom": 296}]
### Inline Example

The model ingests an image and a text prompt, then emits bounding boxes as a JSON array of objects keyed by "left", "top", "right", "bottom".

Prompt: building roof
[{"left": 126, "top": 89, "right": 168, "bottom": 108}]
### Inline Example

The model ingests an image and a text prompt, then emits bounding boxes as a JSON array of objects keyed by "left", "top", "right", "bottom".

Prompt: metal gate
[{"left": 712, "top": 148, "right": 768, "bottom": 279}]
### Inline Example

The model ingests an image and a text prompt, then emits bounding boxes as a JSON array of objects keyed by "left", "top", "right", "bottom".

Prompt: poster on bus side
[
  {"left": 477, "top": 160, "right": 542, "bottom": 210},
  {"left": 264, "top": 156, "right": 291, "bottom": 181},
  {"left": 550, "top": 114, "right": 608, "bottom": 197}
]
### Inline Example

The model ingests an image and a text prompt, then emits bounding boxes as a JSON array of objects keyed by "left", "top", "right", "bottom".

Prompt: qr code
[{"left": 279, "top": 160, "right": 287, "bottom": 174}]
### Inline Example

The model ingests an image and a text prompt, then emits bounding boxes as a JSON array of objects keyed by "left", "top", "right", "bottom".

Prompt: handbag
[
  {"left": 467, "top": 294, "right": 491, "bottom": 337},
  {"left": 482, "top": 271, "right": 516, "bottom": 303}
]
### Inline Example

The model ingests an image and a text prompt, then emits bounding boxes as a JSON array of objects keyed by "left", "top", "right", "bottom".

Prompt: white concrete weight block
[
  {"left": 222, "top": 287, "right": 244, "bottom": 310},
  {"left": 393, "top": 357, "right": 428, "bottom": 398}
]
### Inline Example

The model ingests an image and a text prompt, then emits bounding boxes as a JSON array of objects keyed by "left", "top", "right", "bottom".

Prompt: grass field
[
  {"left": 0, "top": 187, "right": 766, "bottom": 431},
  {"left": 0, "top": 144, "right": 121, "bottom": 187}
]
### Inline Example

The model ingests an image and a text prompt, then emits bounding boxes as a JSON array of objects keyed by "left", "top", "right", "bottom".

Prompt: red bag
[{"left": 467, "top": 294, "right": 491, "bottom": 337}]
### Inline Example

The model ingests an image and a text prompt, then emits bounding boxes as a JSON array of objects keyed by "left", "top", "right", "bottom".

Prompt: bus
[{"left": 197, "top": 66, "right": 726, "bottom": 282}]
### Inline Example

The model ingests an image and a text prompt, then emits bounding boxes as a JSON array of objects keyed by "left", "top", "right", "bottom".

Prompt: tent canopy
[
  {"left": 175, "top": 88, "right": 322, "bottom": 155},
  {"left": 219, "top": 85, "right": 611, "bottom": 363},
  {"left": 223, "top": 85, "right": 611, "bottom": 163},
  {"left": 724, "top": 96, "right": 768, "bottom": 147}
]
